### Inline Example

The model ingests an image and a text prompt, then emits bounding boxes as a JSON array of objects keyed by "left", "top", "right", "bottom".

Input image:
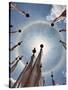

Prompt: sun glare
[{"left": 30, "top": 36, "right": 51, "bottom": 60}]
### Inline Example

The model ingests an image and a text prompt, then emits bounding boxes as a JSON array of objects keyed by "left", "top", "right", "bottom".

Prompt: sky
[{"left": 10, "top": 2, "right": 66, "bottom": 86}]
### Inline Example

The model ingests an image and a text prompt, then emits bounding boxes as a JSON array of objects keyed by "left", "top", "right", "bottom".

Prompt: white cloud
[{"left": 46, "top": 5, "right": 66, "bottom": 21}]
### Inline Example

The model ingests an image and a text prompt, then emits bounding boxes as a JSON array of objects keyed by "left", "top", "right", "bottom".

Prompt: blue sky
[{"left": 10, "top": 2, "right": 66, "bottom": 86}]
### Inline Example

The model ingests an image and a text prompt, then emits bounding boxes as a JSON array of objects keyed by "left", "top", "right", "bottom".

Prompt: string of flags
[
  {"left": 9, "top": 56, "right": 20, "bottom": 65},
  {"left": 10, "top": 2, "right": 30, "bottom": 18},
  {"left": 10, "top": 56, "right": 23, "bottom": 73},
  {"left": 51, "top": 9, "right": 66, "bottom": 26}
]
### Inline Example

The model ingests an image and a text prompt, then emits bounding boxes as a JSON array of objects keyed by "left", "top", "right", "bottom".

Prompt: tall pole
[
  {"left": 9, "top": 41, "right": 23, "bottom": 51},
  {"left": 51, "top": 72, "right": 55, "bottom": 85},
  {"left": 59, "top": 40, "right": 66, "bottom": 50}
]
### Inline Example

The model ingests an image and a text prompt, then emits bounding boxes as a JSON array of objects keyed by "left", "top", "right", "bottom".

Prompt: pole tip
[
  {"left": 51, "top": 72, "right": 53, "bottom": 77},
  {"left": 26, "top": 13, "right": 30, "bottom": 17},
  {"left": 59, "top": 40, "right": 61, "bottom": 42},
  {"left": 19, "top": 56, "right": 23, "bottom": 60},
  {"left": 18, "top": 29, "right": 21, "bottom": 33},
  {"left": 18, "top": 41, "right": 22, "bottom": 45},
  {"left": 51, "top": 23, "right": 54, "bottom": 27},
  {"left": 40, "top": 44, "right": 44, "bottom": 48},
  {"left": 26, "top": 62, "right": 28, "bottom": 64},
  {"left": 32, "top": 48, "right": 36, "bottom": 53},
  {"left": 40, "top": 64, "right": 42, "bottom": 68}
]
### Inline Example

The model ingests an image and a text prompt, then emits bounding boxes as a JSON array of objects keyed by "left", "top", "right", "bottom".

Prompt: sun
[{"left": 29, "top": 36, "right": 51, "bottom": 63}]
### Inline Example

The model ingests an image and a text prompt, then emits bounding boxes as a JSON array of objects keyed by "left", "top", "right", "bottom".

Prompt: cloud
[{"left": 46, "top": 5, "right": 66, "bottom": 21}]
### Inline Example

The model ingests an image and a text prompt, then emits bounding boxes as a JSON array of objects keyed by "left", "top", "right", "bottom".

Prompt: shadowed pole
[
  {"left": 9, "top": 41, "right": 23, "bottom": 51},
  {"left": 25, "top": 44, "right": 44, "bottom": 87},
  {"left": 43, "top": 79, "right": 45, "bottom": 86},
  {"left": 11, "top": 2, "right": 30, "bottom": 18},
  {"left": 12, "top": 62, "right": 28, "bottom": 88},
  {"left": 51, "top": 9, "right": 66, "bottom": 27},
  {"left": 9, "top": 56, "right": 19, "bottom": 65},
  {"left": 10, "top": 56, "right": 23, "bottom": 73},
  {"left": 9, "top": 29, "right": 22, "bottom": 33},
  {"left": 59, "top": 29, "right": 66, "bottom": 32},
  {"left": 59, "top": 40, "right": 66, "bottom": 50},
  {"left": 51, "top": 72, "right": 55, "bottom": 85},
  {"left": 12, "top": 48, "right": 36, "bottom": 88},
  {"left": 20, "top": 48, "right": 36, "bottom": 87}
]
